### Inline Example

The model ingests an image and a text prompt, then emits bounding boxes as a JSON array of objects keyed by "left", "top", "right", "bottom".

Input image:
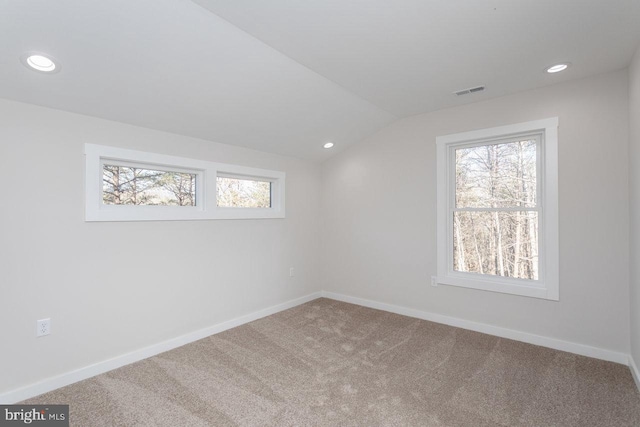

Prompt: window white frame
[
  {"left": 85, "top": 144, "right": 285, "bottom": 221},
  {"left": 436, "top": 118, "right": 559, "bottom": 300}
]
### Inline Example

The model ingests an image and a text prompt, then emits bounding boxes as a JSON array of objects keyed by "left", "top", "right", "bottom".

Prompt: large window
[
  {"left": 85, "top": 144, "right": 285, "bottom": 221},
  {"left": 436, "top": 118, "right": 558, "bottom": 300}
]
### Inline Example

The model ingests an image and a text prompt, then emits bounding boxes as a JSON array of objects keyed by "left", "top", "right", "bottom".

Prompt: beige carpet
[{"left": 24, "top": 298, "right": 640, "bottom": 426}]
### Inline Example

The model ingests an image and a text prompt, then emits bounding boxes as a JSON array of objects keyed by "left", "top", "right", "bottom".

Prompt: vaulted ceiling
[{"left": 2, "top": 0, "right": 639, "bottom": 161}]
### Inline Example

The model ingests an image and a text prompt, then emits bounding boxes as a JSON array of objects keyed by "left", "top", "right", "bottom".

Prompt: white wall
[
  {"left": 2, "top": 65, "right": 635, "bottom": 398},
  {"left": 321, "top": 70, "right": 631, "bottom": 354},
  {"left": 630, "top": 47, "right": 640, "bottom": 367},
  {"left": 0, "top": 99, "right": 321, "bottom": 395}
]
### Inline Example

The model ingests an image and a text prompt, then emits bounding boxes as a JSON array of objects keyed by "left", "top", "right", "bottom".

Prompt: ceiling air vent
[{"left": 454, "top": 85, "right": 485, "bottom": 96}]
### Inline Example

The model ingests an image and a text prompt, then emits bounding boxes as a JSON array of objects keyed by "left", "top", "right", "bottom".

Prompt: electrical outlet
[
  {"left": 431, "top": 276, "right": 438, "bottom": 287},
  {"left": 289, "top": 267, "right": 295, "bottom": 277},
  {"left": 37, "top": 318, "right": 51, "bottom": 337}
]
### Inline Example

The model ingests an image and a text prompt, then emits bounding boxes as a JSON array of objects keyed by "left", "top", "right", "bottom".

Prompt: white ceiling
[
  {"left": 1, "top": 0, "right": 639, "bottom": 161},
  {"left": 195, "top": 0, "right": 640, "bottom": 117}
]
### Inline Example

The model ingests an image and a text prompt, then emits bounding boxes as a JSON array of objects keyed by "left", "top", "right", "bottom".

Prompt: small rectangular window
[
  {"left": 216, "top": 175, "right": 271, "bottom": 208},
  {"left": 85, "top": 144, "right": 285, "bottom": 221},
  {"left": 103, "top": 164, "right": 197, "bottom": 207},
  {"left": 436, "top": 118, "right": 558, "bottom": 300}
]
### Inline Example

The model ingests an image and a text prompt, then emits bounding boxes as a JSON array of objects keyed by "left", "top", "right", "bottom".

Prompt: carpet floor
[{"left": 24, "top": 298, "right": 640, "bottom": 426}]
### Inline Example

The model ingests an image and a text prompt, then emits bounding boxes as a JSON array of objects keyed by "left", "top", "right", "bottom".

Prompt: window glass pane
[
  {"left": 102, "top": 165, "right": 196, "bottom": 206},
  {"left": 217, "top": 176, "right": 271, "bottom": 208},
  {"left": 453, "top": 211, "right": 538, "bottom": 280},
  {"left": 456, "top": 140, "right": 537, "bottom": 208}
]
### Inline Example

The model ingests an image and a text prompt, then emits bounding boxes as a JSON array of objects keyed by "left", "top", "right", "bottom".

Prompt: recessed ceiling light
[
  {"left": 323, "top": 142, "right": 334, "bottom": 149},
  {"left": 546, "top": 63, "right": 569, "bottom": 74},
  {"left": 21, "top": 53, "right": 59, "bottom": 73}
]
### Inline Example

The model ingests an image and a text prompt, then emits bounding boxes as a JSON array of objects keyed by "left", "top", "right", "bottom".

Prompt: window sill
[{"left": 433, "top": 274, "right": 559, "bottom": 301}]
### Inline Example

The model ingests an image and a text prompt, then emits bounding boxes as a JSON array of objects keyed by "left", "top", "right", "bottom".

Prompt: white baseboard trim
[
  {"left": 630, "top": 356, "right": 640, "bottom": 392},
  {"left": 2, "top": 290, "right": 634, "bottom": 403},
  {"left": 0, "top": 292, "right": 322, "bottom": 404},
  {"left": 321, "top": 291, "right": 629, "bottom": 365}
]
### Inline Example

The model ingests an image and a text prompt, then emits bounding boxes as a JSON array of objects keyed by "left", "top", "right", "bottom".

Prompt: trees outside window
[
  {"left": 103, "top": 165, "right": 196, "bottom": 206},
  {"left": 453, "top": 139, "right": 538, "bottom": 280},
  {"left": 436, "top": 118, "right": 559, "bottom": 300},
  {"left": 85, "top": 144, "right": 285, "bottom": 221},
  {"left": 216, "top": 176, "right": 271, "bottom": 208}
]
